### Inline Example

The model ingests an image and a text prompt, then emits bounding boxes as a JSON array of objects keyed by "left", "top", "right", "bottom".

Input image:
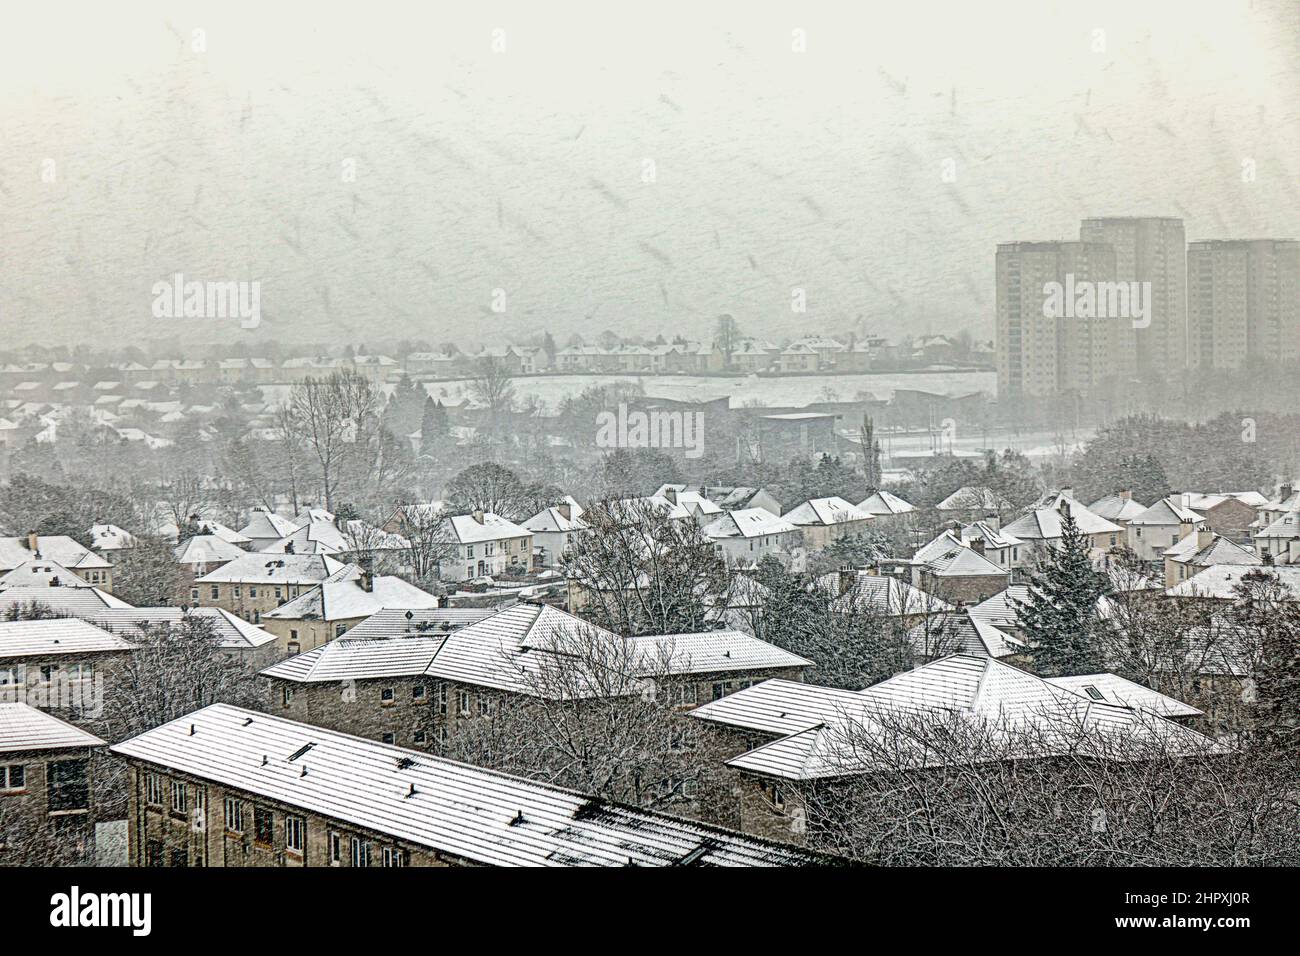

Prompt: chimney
[
  {"left": 556, "top": 503, "right": 571, "bottom": 522},
  {"left": 663, "top": 488, "right": 678, "bottom": 505},
  {"left": 837, "top": 566, "right": 855, "bottom": 595},
  {"left": 472, "top": 509, "right": 484, "bottom": 524},
  {"left": 1281, "top": 484, "right": 1294, "bottom": 503},
  {"left": 1057, "top": 497, "right": 1070, "bottom": 515},
  {"left": 982, "top": 512, "right": 1000, "bottom": 531},
  {"left": 359, "top": 569, "right": 373, "bottom": 593},
  {"left": 1197, "top": 528, "right": 1214, "bottom": 551},
  {"left": 1118, "top": 489, "right": 1131, "bottom": 501},
  {"left": 969, "top": 538, "right": 986, "bottom": 555},
  {"left": 26, "top": 531, "right": 38, "bottom": 552}
]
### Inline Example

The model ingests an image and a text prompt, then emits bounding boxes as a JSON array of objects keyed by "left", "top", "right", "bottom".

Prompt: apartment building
[
  {"left": 1187, "top": 239, "right": 1300, "bottom": 369},
  {"left": 110, "top": 703, "right": 829, "bottom": 866},
  {"left": 191, "top": 553, "right": 354, "bottom": 622}
]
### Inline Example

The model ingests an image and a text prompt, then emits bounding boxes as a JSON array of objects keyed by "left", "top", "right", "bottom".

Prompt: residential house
[
  {"left": 1253, "top": 512, "right": 1300, "bottom": 566},
  {"left": 654, "top": 485, "right": 724, "bottom": 525},
  {"left": 1181, "top": 492, "right": 1263, "bottom": 543},
  {"left": 909, "top": 531, "right": 1011, "bottom": 603},
  {"left": 175, "top": 535, "right": 248, "bottom": 604},
  {"left": 89, "top": 607, "right": 281, "bottom": 671},
  {"left": 704, "top": 486, "right": 784, "bottom": 517},
  {"left": 438, "top": 512, "right": 533, "bottom": 582},
  {"left": 702, "top": 509, "right": 801, "bottom": 569},
  {"left": 87, "top": 524, "right": 136, "bottom": 562},
  {"left": 956, "top": 520, "right": 1024, "bottom": 569},
  {"left": 110, "top": 703, "right": 827, "bottom": 867},
  {"left": 819, "top": 569, "right": 955, "bottom": 624},
  {"left": 1126, "top": 496, "right": 1207, "bottom": 562},
  {"left": 522, "top": 502, "right": 587, "bottom": 569},
  {"left": 260, "top": 571, "right": 443, "bottom": 656},
  {"left": 191, "top": 553, "right": 353, "bottom": 622},
  {"left": 905, "top": 611, "right": 1025, "bottom": 661},
  {"left": 781, "top": 497, "right": 874, "bottom": 552},
  {"left": 934, "top": 486, "right": 1016, "bottom": 524},
  {"left": 237, "top": 510, "right": 301, "bottom": 552},
  {"left": 0, "top": 534, "right": 114, "bottom": 592},
  {"left": 1163, "top": 529, "right": 1261, "bottom": 587},
  {"left": 1000, "top": 494, "right": 1124, "bottom": 569},
  {"left": 856, "top": 490, "right": 916, "bottom": 520}
]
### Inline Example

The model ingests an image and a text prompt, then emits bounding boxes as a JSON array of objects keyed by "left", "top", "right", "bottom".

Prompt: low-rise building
[
  {"left": 260, "top": 571, "right": 443, "bottom": 656},
  {"left": 781, "top": 497, "right": 874, "bottom": 552},
  {"left": 192, "top": 553, "right": 353, "bottom": 623},
  {"left": 1125, "top": 496, "right": 1206, "bottom": 562},
  {"left": 0, "top": 534, "right": 114, "bottom": 592},
  {"left": 1163, "top": 529, "right": 1261, "bottom": 587},
  {"left": 110, "top": 703, "right": 829, "bottom": 867},
  {"left": 1001, "top": 494, "right": 1124, "bottom": 569},
  {"left": 521, "top": 502, "right": 586, "bottom": 569},
  {"left": 702, "top": 508, "right": 802, "bottom": 569},
  {"left": 438, "top": 512, "right": 533, "bottom": 582}
]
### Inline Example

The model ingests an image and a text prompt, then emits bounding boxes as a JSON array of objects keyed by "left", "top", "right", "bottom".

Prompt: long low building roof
[
  {"left": 0, "top": 702, "right": 106, "bottom": 753},
  {"left": 111, "top": 704, "right": 830, "bottom": 867},
  {"left": 0, "top": 618, "right": 137, "bottom": 658}
]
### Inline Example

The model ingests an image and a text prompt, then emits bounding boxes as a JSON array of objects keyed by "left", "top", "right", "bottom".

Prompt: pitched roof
[
  {"left": 1165, "top": 565, "right": 1300, "bottom": 599},
  {"left": 335, "top": 608, "right": 498, "bottom": 640},
  {"left": 444, "top": 512, "right": 531, "bottom": 545},
  {"left": 1127, "top": 496, "right": 1205, "bottom": 527},
  {"left": 0, "top": 536, "right": 111, "bottom": 572},
  {"left": 1001, "top": 496, "right": 1122, "bottom": 539},
  {"left": 692, "top": 657, "right": 1215, "bottom": 780},
  {"left": 0, "top": 703, "right": 105, "bottom": 753},
  {"left": 522, "top": 506, "right": 587, "bottom": 534},
  {"left": 856, "top": 490, "right": 916, "bottom": 516},
  {"left": 88, "top": 523, "right": 136, "bottom": 550},
  {"left": 702, "top": 508, "right": 798, "bottom": 540},
  {"left": 1257, "top": 512, "right": 1300, "bottom": 539},
  {"left": 237, "top": 510, "right": 300, "bottom": 541},
  {"left": 175, "top": 534, "right": 246, "bottom": 566},
  {"left": 1087, "top": 494, "right": 1149, "bottom": 523},
  {"left": 110, "top": 705, "right": 826, "bottom": 866},
  {"left": 824, "top": 572, "right": 954, "bottom": 616},
  {"left": 262, "top": 576, "right": 442, "bottom": 622},
  {"left": 906, "top": 612, "right": 1025, "bottom": 658},
  {"left": 912, "top": 533, "right": 1009, "bottom": 577},
  {"left": 194, "top": 553, "right": 351, "bottom": 585},
  {"left": 1164, "top": 532, "right": 1260, "bottom": 568},
  {"left": 0, "top": 618, "right": 136, "bottom": 658},
  {"left": 0, "top": 559, "right": 95, "bottom": 588},
  {"left": 0, "top": 586, "right": 131, "bottom": 615},
  {"left": 88, "top": 607, "right": 277, "bottom": 650},
  {"left": 1044, "top": 674, "right": 1203, "bottom": 718},
  {"left": 261, "top": 636, "right": 447, "bottom": 683},
  {"left": 781, "top": 497, "right": 872, "bottom": 527}
]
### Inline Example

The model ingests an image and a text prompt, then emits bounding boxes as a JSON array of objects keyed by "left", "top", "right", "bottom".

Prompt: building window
[
  {"left": 249, "top": 586, "right": 258, "bottom": 598},
  {"left": 0, "top": 764, "right": 25, "bottom": 791},
  {"left": 191, "top": 589, "right": 199, "bottom": 603},
  {"left": 458, "top": 690, "right": 470, "bottom": 716},
  {"left": 437, "top": 684, "right": 447, "bottom": 716},
  {"left": 234, "top": 586, "right": 241, "bottom": 598},
  {"left": 380, "top": 687, "right": 395, "bottom": 706},
  {"left": 289, "top": 628, "right": 298, "bottom": 641},
  {"left": 350, "top": 837, "right": 371, "bottom": 868},
  {"left": 211, "top": 586, "right": 219, "bottom": 600},
  {"left": 382, "top": 846, "right": 406, "bottom": 867},
  {"left": 282, "top": 686, "right": 294, "bottom": 708},
  {"left": 224, "top": 797, "right": 244, "bottom": 832},
  {"left": 285, "top": 815, "right": 305, "bottom": 854},
  {"left": 170, "top": 780, "right": 187, "bottom": 814},
  {"left": 145, "top": 773, "right": 164, "bottom": 805},
  {"left": 146, "top": 840, "right": 164, "bottom": 867},
  {"left": 712, "top": 682, "right": 730, "bottom": 701},
  {"left": 253, "top": 806, "right": 273, "bottom": 845},
  {"left": 381, "top": 733, "right": 394, "bottom": 745},
  {"left": 335, "top": 623, "right": 347, "bottom": 637},
  {"left": 413, "top": 730, "right": 427, "bottom": 745},
  {"left": 479, "top": 694, "right": 494, "bottom": 716},
  {"left": 47, "top": 759, "right": 89, "bottom": 813},
  {"left": 412, "top": 684, "right": 426, "bottom": 702}
]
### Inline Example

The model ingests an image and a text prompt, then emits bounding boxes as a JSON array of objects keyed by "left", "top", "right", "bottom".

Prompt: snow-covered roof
[
  {"left": 911, "top": 533, "right": 1009, "bottom": 577},
  {"left": 339, "top": 608, "right": 499, "bottom": 640},
  {"left": 175, "top": 535, "right": 246, "bottom": 566},
  {"left": 444, "top": 512, "right": 531, "bottom": 545},
  {"left": 194, "top": 553, "right": 352, "bottom": 585},
  {"left": 691, "top": 657, "right": 1215, "bottom": 781},
  {"left": 631, "top": 631, "right": 810, "bottom": 674},
  {"left": 0, "top": 559, "right": 96, "bottom": 589},
  {"left": 0, "top": 703, "right": 105, "bottom": 753},
  {"left": 0, "top": 618, "right": 136, "bottom": 658},
  {"left": 89, "top": 607, "right": 277, "bottom": 650},
  {"left": 1165, "top": 565, "right": 1300, "bottom": 599},
  {"left": 856, "top": 490, "right": 915, "bottom": 517},
  {"left": 1044, "top": 674, "right": 1203, "bottom": 719},
  {"left": 905, "top": 612, "right": 1024, "bottom": 658},
  {"left": 822, "top": 572, "right": 954, "bottom": 616},
  {"left": 110, "top": 704, "right": 824, "bottom": 866},
  {"left": 1086, "top": 494, "right": 1149, "bottom": 523},
  {"left": 1163, "top": 532, "right": 1260, "bottom": 568},
  {"left": 193, "top": 520, "right": 251, "bottom": 546},
  {"left": 88, "top": 523, "right": 136, "bottom": 550},
  {"left": 0, "top": 586, "right": 130, "bottom": 615},
  {"left": 1127, "top": 496, "right": 1205, "bottom": 527},
  {"left": 0, "top": 536, "right": 111, "bottom": 572},
  {"left": 522, "top": 506, "right": 587, "bottom": 534},
  {"left": 237, "top": 510, "right": 300, "bottom": 541},
  {"left": 262, "top": 576, "right": 442, "bottom": 622},
  {"left": 1257, "top": 512, "right": 1300, "bottom": 539},
  {"left": 781, "top": 497, "right": 872, "bottom": 527},
  {"left": 1001, "top": 495, "right": 1122, "bottom": 539},
  {"left": 702, "top": 508, "right": 798, "bottom": 540}
]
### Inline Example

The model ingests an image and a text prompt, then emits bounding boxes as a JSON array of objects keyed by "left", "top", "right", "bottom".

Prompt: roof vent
[
  {"left": 405, "top": 783, "right": 417, "bottom": 799},
  {"left": 396, "top": 756, "right": 414, "bottom": 770},
  {"left": 242, "top": 717, "right": 254, "bottom": 726},
  {"left": 261, "top": 755, "right": 268, "bottom": 766},
  {"left": 509, "top": 810, "right": 527, "bottom": 827}
]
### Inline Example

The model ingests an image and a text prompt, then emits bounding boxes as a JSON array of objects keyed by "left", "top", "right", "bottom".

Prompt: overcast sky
[{"left": 1, "top": 0, "right": 1297, "bottom": 353}]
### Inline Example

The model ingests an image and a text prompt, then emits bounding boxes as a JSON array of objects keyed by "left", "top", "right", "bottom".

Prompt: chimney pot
[
  {"left": 472, "top": 509, "right": 484, "bottom": 524},
  {"left": 26, "top": 531, "right": 38, "bottom": 552},
  {"left": 663, "top": 488, "right": 678, "bottom": 505},
  {"left": 556, "top": 503, "right": 571, "bottom": 521},
  {"left": 1119, "top": 489, "right": 1131, "bottom": 501},
  {"left": 1197, "top": 528, "right": 1214, "bottom": 551}
]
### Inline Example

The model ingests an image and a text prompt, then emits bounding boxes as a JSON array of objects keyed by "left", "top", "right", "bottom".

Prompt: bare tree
[
  {"left": 563, "top": 498, "right": 730, "bottom": 636},
  {"left": 798, "top": 703, "right": 1297, "bottom": 865},
  {"left": 469, "top": 354, "right": 516, "bottom": 436},
  {"left": 282, "top": 370, "right": 381, "bottom": 512}
]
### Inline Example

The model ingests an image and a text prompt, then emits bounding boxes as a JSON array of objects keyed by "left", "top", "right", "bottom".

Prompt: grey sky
[{"left": 1, "top": 0, "right": 1297, "bottom": 352}]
